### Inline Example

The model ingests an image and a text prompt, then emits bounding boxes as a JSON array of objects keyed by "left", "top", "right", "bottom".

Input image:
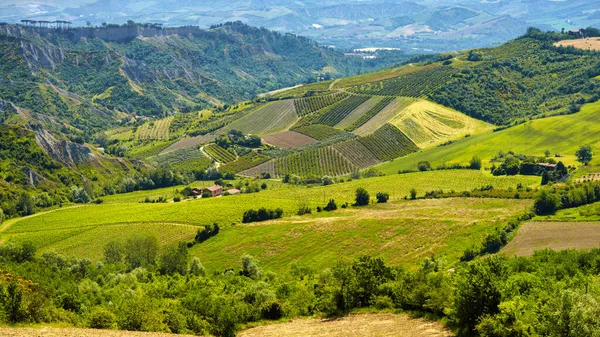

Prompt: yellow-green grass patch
[
  {"left": 390, "top": 99, "right": 492, "bottom": 148},
  {"left": 193, "top": 198, "right": 532, "bottom": 271},
  {"left": 377, "top": 100, "right": 600, "bottom": 173}
]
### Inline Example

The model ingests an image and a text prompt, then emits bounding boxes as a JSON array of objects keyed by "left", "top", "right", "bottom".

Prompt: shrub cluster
[{"left": 242, "top": 208, "right": 283, "bottom": 223}]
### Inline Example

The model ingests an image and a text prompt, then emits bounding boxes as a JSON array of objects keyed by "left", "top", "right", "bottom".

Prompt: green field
[
  {"left": 193, "top": 198, "right": 532, "bottom": 271},
  {"left": 1, "top": 171, "right": 539, "bottom": 265},
  {"left": 377, "top": 100, "right": 600, "bottom": 173},
  {"left": 136, "top": 116, "right": 174, "bottom": 140}
]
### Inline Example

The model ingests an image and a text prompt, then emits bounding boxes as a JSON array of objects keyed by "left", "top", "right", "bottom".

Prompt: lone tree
[
  {"left": 576, "top": 145, "right": 593, "bottom": 165},
  {"left": 355, "top": 188, "right": 370, "bottom": 206}
]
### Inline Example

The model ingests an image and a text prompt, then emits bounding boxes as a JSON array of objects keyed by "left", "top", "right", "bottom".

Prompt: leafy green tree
[
  {"left": 376, "top": 192, "right": 389, "bottom": 203},
  {"left": 189, "top": 257, "right": 206, "bottom": 276},
  {"left": 160, "top": 243, "right": 190, "bottom": 275},
  {"left": 418, "top": 161, "right": 431, "bottom": 171},
  {"left": 534, "top": 190, "right": 561, "bottom": 215},
  {"left": 124, "top": 234, "right": 159, "bottom": 269},
  {"left": 470, "top": 156, "right": 482, "bottom": 170},
  {"left": 576, "top": 145, "right": 593, "bottom": 165},
  {"left": 354, "top": 187, "right": 370, "bottom": 206},
  {"left": 0, "top": 208, "right": 4, "bottom": 224},
  {"left": 241, "top": 254, "right": 262, "bottom": 279},
  {"left": 88, "top": 307, "right": 116, "bottom": 329},
  {"left": 4, "top": 281, "right": 23, "bottom": 323},
  {"left": 410, "top": 188, "right": 417, "bottom": 200},
  {"left": 324, "top": 199, "right": 337, "bottom": 211},
  {"left": 104, "top": 241, "right": 122, "bottom": 264}
]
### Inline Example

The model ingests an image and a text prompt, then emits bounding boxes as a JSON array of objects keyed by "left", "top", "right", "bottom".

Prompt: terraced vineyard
[
  {"left": 204, "top": 144, "right": 236, "bottom": 163},
  {"left": 314, "top": 95, "right": 371, "bottom": 126},
  {"left": 239, "top": 160, "right": 276, "bottom": 177},
  {"left": 349, "top": 66, "right": 458, "bottom": 97},
  {"left": 274, "top": 147, "right": 357, "bottom": 177},
  {"left": 136, "top": 116, "right": 174, "bottom": 140},
  {"left": 293, "top": 124, "right": 344, "bottom": 141},
  {"left": 358, "top": 124, "right": 419, "bottom": 161},
  {"left": 221, "top": 152, "right": 271, "bottom": 173},
  {"left": 294, "top": 92, "right": 349, "bottom": 116},
  {"left": 151, "top": 147, "right": 212, "bottom": 172},
  {"left": 219, "top": 100, "right": 298, "bottom": 135},
  {"left": 345, "top": 97, "right": 395, "bottom": 131},
  {"left": 333, "top": 141, "right": 382, "bottom": 169},
  {"left": 335, "top": 96, "right": 384, "bottom": 130}
]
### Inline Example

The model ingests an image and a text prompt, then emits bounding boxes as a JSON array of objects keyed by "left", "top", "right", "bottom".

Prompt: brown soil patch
[
  {"left": 502, "top": 221, "right": 600, "bottom": 256},
  {"left": 554, "top": 38, "right": 600, "bottom": 51},
  {"left": 262, "top": 131, "right": 317, "bottom": 148},
  {"left": 239, "top": 314, "right": 452, "bottom": 337},
  {"left": 0, "top": 327, "right": 198, "bottom": 337}
]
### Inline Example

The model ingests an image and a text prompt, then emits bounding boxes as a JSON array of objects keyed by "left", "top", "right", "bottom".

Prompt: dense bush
[
  {"left": 354, "top": 188, "right": 370, "bottom": 206},
  {"left": 242, "top": 208, "right": 283, "bottom": 223},
  {"left": 376, "top": 192, "right": 389, "bottom": 203}
]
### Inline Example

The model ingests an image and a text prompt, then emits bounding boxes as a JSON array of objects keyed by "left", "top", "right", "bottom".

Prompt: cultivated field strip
[
  {"left": 152, "top": 147, "right": 211, "bottom": 172},
  {"left": 274, "top": 146, "right": 357, "bottom": 177},
  {"left": 293, "top": 124, "right": 343, "bottom": 141},
  {"left": 333, "top": 140, "right": 382, "bottom": 169},
  {"left": 357, "top": 124, "right": 419, "bottom": 161},
  {"left": 221, "top": 100, "right": 298, "bottom": 135},
  {"left": 354, "top": 97, "right": 415, "bottom": 136},
  {"left": 293, "top": 92, "right": 349, "bottom": 116},
  {"left": 239, "top": 160, "right": 276, "bottom": 177},
  {"left": 136, "top": 116, "right": 174, "bottom": 140},
  {"left": 221, "top": 152, "right": 271, "bottom": 173},
  {"left": 335, "top": 96, "right": 384, "bottom": 130},
  {"left": 349, "top": 65, "right": 458, "bottom": 97},
  {"left": 315, "top": 95, "right": 371, "bottom": 126},
  {"left": 262, "top": 131, "right": 317, "bottom": 148},
  {"left": 344, "top": 96, "right": 395, "bottom": 131},
  {"left": 161, "top": 134, "right": 217, "bottom": 154},
  {"left": 204, "top": 144, "right": 236, "bottom": 163}
]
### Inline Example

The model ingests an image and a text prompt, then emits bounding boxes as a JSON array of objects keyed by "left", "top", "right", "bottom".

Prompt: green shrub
[
  {"left": 324, "top": 199, "right": 337, "bottom": 211},
  {"left": 376, "top": 192, "right": 389, "bottom": 203},
  {"left": 534, "top": 190, "right": 561, "bottom": 215},
  {"left": 373, "top": 295, "right": 394, "bottom": 310},
  {"left": 88, "top": 307, "right": 116, "bottom": 329},
  {"left": 261, "top": 301, "right": 284, "bottom": 320},
  {"left": 354, "top": 187, "right": 370, "bottom": 206}
]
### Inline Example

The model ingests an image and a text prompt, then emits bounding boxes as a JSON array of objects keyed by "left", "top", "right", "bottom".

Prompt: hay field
[
  {"left": 502, "top": 221, "right": 600, "bottom": 256},
  {"left": 554, "top": 38, "right": 600, "bottom": 51},
  {"left": 239, "top": 313, "right": 452, "bottom": 337},
  {"left": 390, "top": 100, "right": 492, "bottom": 148},
  {"left": 353, "top": 97, "right": 415, "bottom": 136},
  {"left": 335, "top": 96, "right": 383, "bottom": 129}
]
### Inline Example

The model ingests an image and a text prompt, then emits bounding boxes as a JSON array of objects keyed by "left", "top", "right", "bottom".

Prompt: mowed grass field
[
  {"left": 377, "top": 100, "right": 600, "bottom": 173},
  {"left": 1, "top": 171, "right": 539, "bottom": 267},
  {"left": 219, "top": 100, "right": 298, "bottom": 135},
  {"left": 193, "top": 198, "right": 532, "bottom": 272},
  {"left": 390, "top": 100, "right": 492, "bottom": 148},
  {"left": 554, "top": 38, "right": 600, "bottom": 51},
  {"left": 502, "top": 221, "right": 600, "bottom": 257}
]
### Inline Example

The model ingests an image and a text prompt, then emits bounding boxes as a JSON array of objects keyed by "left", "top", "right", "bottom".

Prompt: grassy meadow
[
  {"left": 1, "top": 170, "right": 539, "bottom": 267},
  {"left": 377, "top": 100, "right": 600, "bottom": 173}
]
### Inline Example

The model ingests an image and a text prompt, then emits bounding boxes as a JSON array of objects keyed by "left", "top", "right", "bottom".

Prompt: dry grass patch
[
  {"left": 554, "top": 38, "right": 600, "bottom": 51},
  {"left": 239, "top": 313, "right": 452, "bottom": 337},
  {"left": 502, "top": 221, "right": 600, "bottom": 256}
]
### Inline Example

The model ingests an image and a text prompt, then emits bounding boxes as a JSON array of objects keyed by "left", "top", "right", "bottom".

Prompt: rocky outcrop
[{"left": 33, "top": 127, "right": 95, "bottom": 167}]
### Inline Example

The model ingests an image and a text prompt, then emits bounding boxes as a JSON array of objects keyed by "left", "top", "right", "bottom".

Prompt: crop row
[
  {"left": 357, "top": 124, "right": 419, "bottom": 161},
  {"left": 274, "top": 147, "right": 357, "bottom": 177},
  {"left": 221, "top": 152, "right": 270, "bottom": 174},
  {"left": 333, "top": 141, "right": 382, "bottom": 169},
  {"left": 345, "top": 97, "right": 395, "bottom": 131},
  {"left": 152, "top": 147, "right": 212, "bottom": 172},
  {"left": 136, "top": 116, "right": 174, "bottom": 140},
  {"left": 204, "top": 144, "right": 236, "bottom": 163},
  {"left": 314, "top": 95, "right": 371, "bottom": 126},
  {"left": 239, "top": 160, "right": 276, "bottom": 177},
  {"left": 293, "top": 124, "right": 343, "bottom": 141},
  {"left": 349, "top": 66, "right": 458, "bottom": 97},
  {"left": 293, "top": 92, "right": 349, "bottom": 116}
]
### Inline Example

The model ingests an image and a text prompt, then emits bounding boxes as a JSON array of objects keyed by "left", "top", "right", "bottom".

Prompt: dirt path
[
  {"left": 502, "top": 221, "right": 600, "bottom": 256},
  {"left": 239, "top": 313, "right": 452, "bottom": 337}
]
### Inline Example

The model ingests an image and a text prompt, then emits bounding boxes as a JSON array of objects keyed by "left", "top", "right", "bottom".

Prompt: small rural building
[
  {"left": 190, "top": 188, "right": 203, "bottom": 197},
  {"left": 202, "top": 185, "right": 223, "bottom": 197},
  {"left": 226, "top": 188, "right": 241, "bottom": 195}
]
